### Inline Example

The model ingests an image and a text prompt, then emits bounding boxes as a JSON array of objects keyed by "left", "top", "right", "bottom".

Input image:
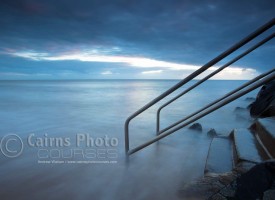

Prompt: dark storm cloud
[{"left": 0, "top": 0, "right": 274, "bottom": 74}]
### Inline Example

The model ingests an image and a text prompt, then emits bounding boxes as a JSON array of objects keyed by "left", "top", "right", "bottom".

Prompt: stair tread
[
  {"left": 258, "top": 117, "right": 275, "bottom": 139},
  {"left": 205, "top": 137, "right": 233, "bottom": 173},
  {"left": 254, "top": 117, "right": 275, "bottom": 158},
  {"left": 233, "top": 129, "right": 263, "bottom": 163}
]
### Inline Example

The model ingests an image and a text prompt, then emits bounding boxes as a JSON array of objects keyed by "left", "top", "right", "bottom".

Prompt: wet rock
[
  {"left": 207, "top": 128, "right": 217, "bottom": 137},
  {"left": 263, "top": 190, "right": 275, "bottom": 200},
  {"left": 235, "top": 161, "right": 275, "bottom": 200},
  {"left": 250, "top": 80, "right": 275, "bottom": 118},
  {"left": 188, "top": 123, "right": 202, "bottom": 132}
]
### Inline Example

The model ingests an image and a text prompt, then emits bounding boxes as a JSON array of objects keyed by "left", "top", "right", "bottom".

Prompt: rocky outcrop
[
  {"left": 250, "top": 80, "right": 275, "bottom": 118},
  {"left": 179, "top": 171, "right": 239, "bottom": 199},
  {"left": 180, "top": 161, "right": 275, "bottom": 200},
  {"left": 207, "top": 129, "right": 217, "bottom": 137},
  {"left": 235, "top": 160, "right": 275, "bottom": 200},
  {"left": 188, "top": 123, "right": 202, "bottom": 132},
  {"left": 179, "top": 172, "right": 238, "bottom": 199}
]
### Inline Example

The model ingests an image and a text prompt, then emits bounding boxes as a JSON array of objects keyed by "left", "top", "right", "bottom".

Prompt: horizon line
[{"left": 0, "top": 78, "right": 252, "bottom": 81}]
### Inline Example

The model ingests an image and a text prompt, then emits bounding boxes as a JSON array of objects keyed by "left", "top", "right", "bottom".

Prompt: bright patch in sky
[
  {"left": 9, "top": 50, "right": 259, "bottom": 80},
  {"left": 142, "top": 70, "right": 163, "bottom": 74},
  {"left": 101, "top": 70, "right": 113, "bottom": 75}
]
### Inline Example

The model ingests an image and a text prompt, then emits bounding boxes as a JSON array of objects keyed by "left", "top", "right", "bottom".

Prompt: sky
[{"left": 0, "top": 0, "right": 274, "bottom": 80}]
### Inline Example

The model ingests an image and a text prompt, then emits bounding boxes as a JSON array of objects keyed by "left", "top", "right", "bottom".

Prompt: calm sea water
[{"left": 0, "top": 80, "right": 258, "bottom": 200}]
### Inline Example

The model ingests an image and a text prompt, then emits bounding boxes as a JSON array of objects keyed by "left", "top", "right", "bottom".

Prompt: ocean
[{"left": 0, "top": 80, "right": 258, "bottom": 200}]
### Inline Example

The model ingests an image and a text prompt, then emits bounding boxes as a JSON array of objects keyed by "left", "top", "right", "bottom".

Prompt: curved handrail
[
  {"left": 125, "top": 18, "right": 275, "bottom": 155},
  {"left": 156, "top": 33, "right": 275, "bottom": 135}
]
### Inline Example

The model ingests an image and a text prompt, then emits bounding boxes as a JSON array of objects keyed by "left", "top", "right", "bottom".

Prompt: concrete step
[
  {"left": 232, "top": 129, "right": 269, "bottom": 164},
  {"left": 252, "top": 117, "right": 275, "bottom": 158},
  {"left": 205, "top": 137, "right": 233, "bottom": 174}
]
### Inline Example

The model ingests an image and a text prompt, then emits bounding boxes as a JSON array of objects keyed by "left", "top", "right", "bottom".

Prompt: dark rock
[
  {"left": 209, "top": 193, "right": 227, "bottom": 200},
  {"left": 250, "top": 80, "right": 275, "bottom": 118},
  {"left": 234, "top": 107, "right": 247, "bottom": 112},
  {"left": 220, "top": 185, "right": 236, "bottom": 197},
  {"left": 234, "top": 161, "right": 275, "bottom": 200},
  {"left": 265, "top": 160, "right": 275, "bottom": 172},
  {"left": 247, "top": 103, "right": 253, "bottom": 109},
  {"left": 180, "top": 171, "right": 241, "bottom": 200},
  {"left": 271, "top": 179, "right": 275, "bottom": 189},
  {"left": 219, "top": 172, "right": 238, "bottom": 185},
  {"left": 188, "top": 123, "right": 202, "bottom": 132},
  {"left": 245, "top": 97, "right": 256, "bottom": 101},
  {"left": 263, "top": 190, "right": 275, "bottom": 200},
  {"left": 207, "top": 128, "right": 217, "bottom": 137},
  {"left": 179, "top": 174, "right": 222, "bottom": 199},
  {"left": 235, "top": 161, "right": 256, "bottom": 172}
]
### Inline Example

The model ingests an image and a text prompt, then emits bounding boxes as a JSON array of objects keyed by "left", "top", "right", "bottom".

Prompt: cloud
[
  {"left": 8, "top": 50, "right": 200, "bottom": 70},
  {"left": 12, "top": 51, "right": 50, "bottom": 61},
  {"left": 202, "top": 67, "right": 258, "bottom": 80},
  {"left": 101, "top": 70, "right": 113, "bottom": 75},
  {"left": 142, "top": 70, "right": 163, "bottom": 74},
  {"left": 0, "top": 0, "right": 274, "bottom": 80},
  {"left": 8, "top": 50, "right": 258, "bottom": 74}
]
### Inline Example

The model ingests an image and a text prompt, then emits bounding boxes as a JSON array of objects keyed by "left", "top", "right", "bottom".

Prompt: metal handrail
[
  {"left": 156, "top": 33, "right": 275, "bottom": 135},
  {"left": 158, "top": 68, "right": 275, "bottom": 135},
  {"left": 125, "top": 18, "right": 275, "bottom": 155},
  {"left": 128, "top": 71, "right": 275, "bottom": 155}
]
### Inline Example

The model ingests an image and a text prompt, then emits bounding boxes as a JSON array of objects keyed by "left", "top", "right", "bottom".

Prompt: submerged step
[
  {"left": 253, "top": 117, "right": 275, "bottom": 158},
  {"left": 233, "top": 129, "right": 266, "bottom": 164},
  {"left": 205, "top": 137, "right": 233, "bottom": 174}
]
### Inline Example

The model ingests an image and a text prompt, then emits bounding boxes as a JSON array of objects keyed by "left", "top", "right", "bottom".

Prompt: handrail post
[
  {"left": 156, "top": 109, "right": 161, "bottom": 134},
  {"left": 125, "top": 117, "right": 132, "bottom": 153}
]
